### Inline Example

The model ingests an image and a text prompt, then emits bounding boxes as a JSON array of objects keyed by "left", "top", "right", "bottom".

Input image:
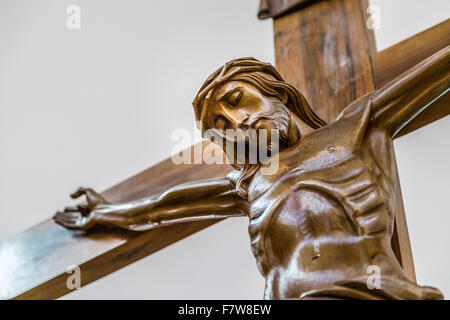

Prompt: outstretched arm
[
  {"left": 54, "top": 173, "right": 246, "bottom": 231},
  {"left": 370, "top": 46, "right": 449, "bottom": 138}
]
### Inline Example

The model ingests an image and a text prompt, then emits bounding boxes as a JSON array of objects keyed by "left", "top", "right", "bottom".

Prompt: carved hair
[
  {"left": 193, "top": 57, "right": 326, "bottom": 197},
  {"left": 193, "top": 57, "right": 326, "bottom": 133}
]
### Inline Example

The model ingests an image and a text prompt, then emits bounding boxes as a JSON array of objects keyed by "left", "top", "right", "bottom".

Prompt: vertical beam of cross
[{"left": 271, "top": 0, "right": 416, "bottom": 281}]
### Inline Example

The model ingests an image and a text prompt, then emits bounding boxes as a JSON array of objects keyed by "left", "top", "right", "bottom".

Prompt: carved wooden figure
[{"left": 55, "top": 47, "right": 449, "bottom": 300}]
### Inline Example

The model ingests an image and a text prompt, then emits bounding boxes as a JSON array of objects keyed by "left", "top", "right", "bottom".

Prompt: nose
[{"left": 221, "top": 106, "right": 249, "bottom": 129}]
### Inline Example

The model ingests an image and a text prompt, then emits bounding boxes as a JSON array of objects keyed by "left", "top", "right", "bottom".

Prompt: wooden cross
[{"left": 0, "top": 0, "right": 448, "bottom": 299}]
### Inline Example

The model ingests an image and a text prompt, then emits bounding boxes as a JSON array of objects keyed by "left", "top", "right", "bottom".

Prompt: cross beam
[
  {"left": 1, "top": 3, "right": 448, "bottom": 300},
  {"left": 0, "top": 143, "right": 232, "bottom": 300},
  {"left": 372, "top": 19, "right": 450, "bottom": 137}
]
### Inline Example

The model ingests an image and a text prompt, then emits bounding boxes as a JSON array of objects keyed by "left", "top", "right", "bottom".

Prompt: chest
[{"left": 248, "top": 149, "right": 391, "bottom": 220}]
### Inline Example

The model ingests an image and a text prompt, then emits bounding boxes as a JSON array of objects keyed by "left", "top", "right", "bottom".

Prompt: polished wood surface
[
  {"left": 1, "top": 1, "right": 448, "bottom": 300},
  {"left": 0, "top": 142, "right": 231, "bottom": 299},
  {"left": 370, "top": 19, "right": 450, "bottom": 267},
  {"left": 395, "top": 93, "right": 448, "bottom": 137},
  {"left": 273, "top": 0, "right": 376, "bottom": 122},
  {"left": 372, "top": 19, "right": 450, "bottom": 88},
  {"left": 258, "top": 0, "right": 318, "bottom": 19},
  {"left": 272, "top": 0, "right": 418, "bottom": 281},
  {"left": 372, "top": 19, "right": 450, "bottom": 137},
  {"left": 55, "top": 47, "right": 448, "bottom": 299}
]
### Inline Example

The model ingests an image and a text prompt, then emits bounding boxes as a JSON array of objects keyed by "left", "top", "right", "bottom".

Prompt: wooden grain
[
  {"left": 273, "top": 0, "right": 416, "bottom": 281},
  {"left": 3, "top": 0, "right": 447, "bottom": 300},
  {"left": 258, "top": 0, "right": 318, "bottom": 19},
  {"left": 372, "top": 19, "right": 450, "bottom": 137},
  {"left": 372, "top": 19, "right": 450, "bottom": 88},
  {"left": 390, "top": 153, "right": 416, "bottom": 281},
  {"left": 0, "top": 141, "right": 232, "bottom": 299},
  {"left": 273, "top": 0, "right": 376, "bottom": 122},
  {"left": 370, "top": 19, "right": 450, "bottom": 267},
  {"left": 395, "top": 93, "right": 448, "bottom": 137}
]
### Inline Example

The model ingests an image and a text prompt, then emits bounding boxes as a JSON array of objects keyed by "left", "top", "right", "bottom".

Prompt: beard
[
  {"left": 248, "top": 100, "right": 291, "bottom": 152},
  {"left": 217, "top": 99, "right": 291, "bottom": 166},
  {"left": 204, "top": 100, "right": 292, "bottom": 198}
]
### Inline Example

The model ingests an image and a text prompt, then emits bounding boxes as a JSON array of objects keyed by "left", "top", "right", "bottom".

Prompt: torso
[{"left": 244, "top": 98, "right": 406, "bottom": 299}]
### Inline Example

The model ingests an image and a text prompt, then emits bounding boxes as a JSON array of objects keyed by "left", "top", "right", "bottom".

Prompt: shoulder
[
  {"left": 332, "top": 92, "right": 374, "bottom": 144},
  {"left": 336, "top": 92, "right": 374, "bottom": 121}
]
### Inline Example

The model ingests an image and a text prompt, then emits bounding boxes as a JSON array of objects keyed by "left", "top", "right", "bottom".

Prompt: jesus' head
[{"left": 193, "top": 57, "right": 326, "bottom": 196}]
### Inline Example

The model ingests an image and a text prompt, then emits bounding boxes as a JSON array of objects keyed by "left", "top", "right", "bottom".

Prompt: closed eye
[
  {"left": 227, "top": 90, "right": 242, "bottom": 106},
  {"left": 219, "top": 88, "right": 243, "bottom": 107}
]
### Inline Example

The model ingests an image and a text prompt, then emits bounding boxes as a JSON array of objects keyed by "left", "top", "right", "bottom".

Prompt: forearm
[
  {"left": 371, "top": 46, "right": 450, "bottom": 137},
  {"left": 91, "top": 176, "right": 245, "bottom": 231}
]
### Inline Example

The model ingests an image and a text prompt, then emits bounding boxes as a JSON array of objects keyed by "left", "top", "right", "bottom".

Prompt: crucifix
[{"left": 0, "top": 0, "right": 448, "bottom": 299}]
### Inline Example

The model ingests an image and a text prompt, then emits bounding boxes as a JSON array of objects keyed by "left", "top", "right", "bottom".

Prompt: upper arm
[{"left": 370, "top": 46, "right": 450, "bottom": 138}]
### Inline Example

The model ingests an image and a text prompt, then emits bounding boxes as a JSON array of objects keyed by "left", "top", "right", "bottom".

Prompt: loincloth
[{"left": 299, "top": 276, "right": 443, "bottom": 300}]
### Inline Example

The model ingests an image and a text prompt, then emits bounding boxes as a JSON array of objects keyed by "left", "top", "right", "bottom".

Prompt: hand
[{"left": 53, "top": 187, "right": 109, "bottom": 230}]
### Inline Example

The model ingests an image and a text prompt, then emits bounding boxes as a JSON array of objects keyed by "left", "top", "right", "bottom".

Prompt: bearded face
[
  {"left": 202, "top": 81, "right": 293, "bottom": 165},
  {"left": 247, "top": 99, "right": 291, "bottom": 148},
  {"left": 193, "top": 58, "right": 324, "bottom": 195}
]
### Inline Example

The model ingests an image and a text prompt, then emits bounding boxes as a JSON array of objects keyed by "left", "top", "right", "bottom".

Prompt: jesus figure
[{"left": 55, "top": 46, "right": 449, "bottom": 300}]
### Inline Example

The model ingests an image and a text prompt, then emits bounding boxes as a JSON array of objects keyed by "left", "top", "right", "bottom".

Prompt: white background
[{"left": 0, "top": 0, "right": 449, "bottom": 299}]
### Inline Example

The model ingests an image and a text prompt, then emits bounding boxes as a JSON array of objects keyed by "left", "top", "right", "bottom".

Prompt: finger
[
  {"left": 53, "top": 211, "right": 63, "bottom": 222},
  {"left": 61, "top": 212, "right": 75, "bottom": 224},
  {"left": 54, "top": 212, "right": 75, "bottom": 227},
  {"left": 56, "top": 212, "right": 84, "bottom": 229},
  {"left": 68, "top": 211, "right": 81, "bottom": 222},
  {"left": 85, "top": 189, "right": 106, "bottom": 203},
  {"left": 64, "top": 206, "right": 80, "bottom": 212},
  {"left": 54, "top": 211, "right": 69, "bottom": 221},
  {"left": 86, "top": 194, "right": 108, "bottom": 210},
  {"left": 77, "top": 204, "right": 90, "bottom": 216},
  {"left": 84, "top": 188, "right": 98, "bottom": 197},
  {"left": 70, "top": 187, "right": 87, "bottom": 199}
]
